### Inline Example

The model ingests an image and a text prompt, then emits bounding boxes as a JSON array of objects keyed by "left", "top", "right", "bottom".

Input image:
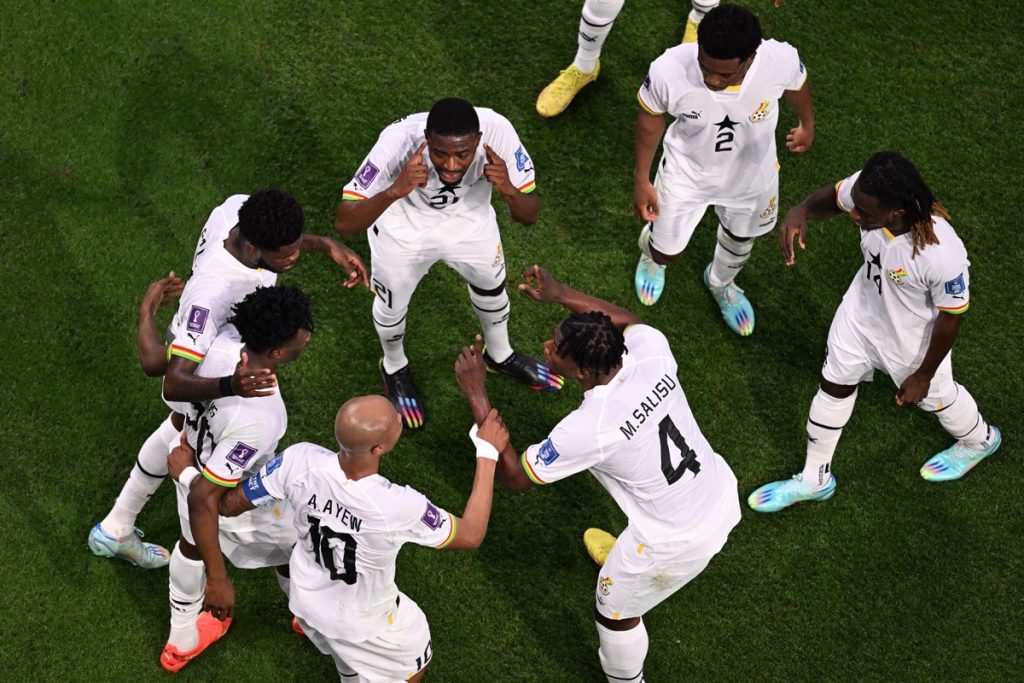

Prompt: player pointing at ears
[
  {"left": 457, "top": 264, "right": 740, "bottom": 683},
  {"left": 749, "top": 151, "right": 1002, "bottom": 513},
  {"left": 336, "top": 97, "right": 562, "bottom": 430}
]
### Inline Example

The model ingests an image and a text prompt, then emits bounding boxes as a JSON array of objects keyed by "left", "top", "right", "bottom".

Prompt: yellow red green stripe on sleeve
[
  {"left": 342, "top": 190, "right": 368, "bottom": 201},
  {"left": 517, "top": 180, "right": 536, "bottom": 194},
  {"left": 521, "top": 451, "right": 548, "bottom": 485},
  {"left": 170, "top": 344, "right": 204, "bottom": 363},
  {"left": 939, "top": 301, "right": 969, "bottom": 314},
  {"left": 637, "top": 91, "right": 661, "bottom": 116},
  {"left": 202, "top": 467, "right": 240, "bottom": 488},
  {"left": 435, "top": 514, "right": 457, "bottom": 548}
]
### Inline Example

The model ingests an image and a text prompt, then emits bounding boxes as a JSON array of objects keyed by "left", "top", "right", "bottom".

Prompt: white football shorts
[
  {"left": 298, "top": 592, "right": 432, "bottom": 683},
  {"left": 649, "top": 173, "right": 779, "bottom": 255},
  {"left": 821, "top": 302, "right": 956, "bottom": 411},
  {"left": 368, "top": 217, "right": 506, "bottom": 315},
  {"left": 174, "top": 480, "right": 297, "bottom": 569}
]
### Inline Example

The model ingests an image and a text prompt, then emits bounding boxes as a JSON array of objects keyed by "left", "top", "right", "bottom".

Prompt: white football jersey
[
  {"left": 183, "top": 329, "right": 287, "bottom": 534},
  {"left": 341, "top": 108, "right": 537, "bottom": 246},
  {"left": 242, "top": 442, "right": 456, "bottom": 642},
  {"left": 834, "top": 171, "right": 971, "bottom": 368},
  {"left": 522, "top": 325, "right": 739, "bottom": 547},
  {"left": 639, "top": 40, "right": 807, "bottom": 204},
  {"left": 168, "top": 196, "right": 277, "bottom": 366}
]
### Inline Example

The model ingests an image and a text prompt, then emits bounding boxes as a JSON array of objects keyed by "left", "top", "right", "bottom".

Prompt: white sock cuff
[
  {"left": 582, "top": 0, "right": 625, "bottom": 25},
  {"left": 808, "top": 388, "right": 857, "bottom": 430},
  {"left": 715, "top": 224, "right": 754, "bottom": 256},
  {"left": 597, "top": 620, "right": 648, "bottom": 683},
  {"left": 691, "top": 0, "right": 719, "bottom": 15}
]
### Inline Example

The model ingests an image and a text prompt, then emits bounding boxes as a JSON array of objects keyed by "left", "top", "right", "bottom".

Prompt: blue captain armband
[{"left": 242, "top": 454, "right": 283, "bottom": 506}]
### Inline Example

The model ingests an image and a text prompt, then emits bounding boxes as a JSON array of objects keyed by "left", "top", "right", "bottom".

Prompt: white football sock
[
  {"left": 708, "top": 224, "right": 754, "bottom": 290},
  {"left": 468, "top": 286, "right": 512, "bottom": 364},
  {"left": 597, "top": 620, "right": 648, "bottom": 683},
  {"left": 932, "top": 383, "right": 990, "bottom": 448},
  {"left": 373, "top": 296, "right": 410, "bottom": 375},
  {"left": 691, "top": 0, "right": 719, "bottom": 21},
  {"left": 573, "top": 0, "right": 625, "bottom": 73},
  {"left": 168, "top": 543, "right": 206, "bottom": 651},
  {"left": 100, "top": 415, "right": 178, "bottom": 537},
  {"left": 801, "top": 388, "right": 857, "bottom": 487}
]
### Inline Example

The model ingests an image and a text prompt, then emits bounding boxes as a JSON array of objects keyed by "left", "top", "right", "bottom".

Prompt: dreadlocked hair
[
  {"left": 859, "top": 151, "right": 948, "bottom": 258},
  {"left": 228, "top": 285, "right": 314, "bottom": 353},
  {"left": 556, "top": 311, "right": 626, "bottom": 378}
]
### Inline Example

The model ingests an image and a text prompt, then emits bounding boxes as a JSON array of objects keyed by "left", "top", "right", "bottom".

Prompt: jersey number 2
[
  {"left": 658, "top": 415, "right": 701, "bottom": 484},
  {"left": 308, "top": 515, "right": 357, "bottom": 585}
]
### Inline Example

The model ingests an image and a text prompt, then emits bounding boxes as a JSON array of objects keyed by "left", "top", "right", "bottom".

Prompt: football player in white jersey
[
  {"left": 335, "top": 97, "right": 563, "bottom": 431},
  {"left": 633, "top": 4, "right": 814, "bottom": 337},
  {"left": 89, "top": 189, "right": 366, "bottom": 569},
  {"left": 536, "top": 1, "right": 786, "bottom": 118},
  {"left": 161, "top": 284, "right": 314, "bottom": 672},
  {"left": 208, "top": 395, "right": 508, "bottom": 682},
  {"left": 457, "top": 265, "right": 741, "bottom": 683},
  {"left": 749, "top": 152, "right": 1002, "bottom": 512}
]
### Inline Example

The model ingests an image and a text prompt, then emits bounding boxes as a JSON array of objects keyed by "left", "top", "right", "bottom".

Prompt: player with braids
[
  {"left": 160, "top": 284, "right": 316, "bottom": 672},
  {"left": 749, "top": 151, "right": 1002, "bottom": 513},
  {"left": 857, "top": 151, "right": 945, "bottom": 257},
  {"left": 555, "top": 311, "right": 627, "bottom": 379},
  {"left": 455, "top": 265, "right": 740, "bottom": 683}
]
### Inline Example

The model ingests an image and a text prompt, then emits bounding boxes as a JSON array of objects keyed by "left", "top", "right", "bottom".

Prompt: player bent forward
[
  {"left": 161, "top": 285, "right": 314, "bottom": 671},
  {"left": 457, "top": 265, "right": 741, "bottom": 682},
  {"left": 633, "top": 4, "right": 814, "bottom": 336},
  {"left": 749, "top": 151, "right": 1002, "bottom": 513},
  {"left": 211, "top": 395, "right": 507, "bottom": 682},
  {"left": 335, "top": 97, "right": 562, "bottom": 430}
]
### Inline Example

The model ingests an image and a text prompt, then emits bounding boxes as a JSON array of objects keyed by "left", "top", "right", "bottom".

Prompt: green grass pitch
[{"left": 1, "top": 1, "right": 1021, "bottom": 680}]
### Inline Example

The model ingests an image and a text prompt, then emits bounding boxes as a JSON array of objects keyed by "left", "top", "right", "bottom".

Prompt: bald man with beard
[{"left": 195, "top": 378, "right": 507, "bottom": 682}]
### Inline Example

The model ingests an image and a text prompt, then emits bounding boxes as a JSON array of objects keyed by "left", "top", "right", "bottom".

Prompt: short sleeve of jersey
[
  {"left": 169, "top": 283, "right": 226, "bottom": 363},
  {"left": 775, "top": 41, "right": 808, "bottom": 91},
  {"left": 926, "top": 235, "right": 971, "bottom": 314},
  {"left": 201, "top": 413, "right": 276, "bottom": 488},
  {"left": 389, "top": 486, "right": 457, "bottom": 549},
  {"left": 621, "top": 324, "right": 672, "bottom": 360},
  {"left": 834, "top": 170, "right": 861, "bottom": 213},
  {"left": 637, "top": 56, "right": 672, "bottom": 116},
  {"left": 521, "top": 408, "right": 602, "bottom": 485},
  {"left": 241, "top": 445, "right": 300, "bottom": 506},
  {"left": 341, "top": 126, "right": 405, "bottom": 201},
  {"left": 484, "top": 111, "right": 536, "bottom": 194}
]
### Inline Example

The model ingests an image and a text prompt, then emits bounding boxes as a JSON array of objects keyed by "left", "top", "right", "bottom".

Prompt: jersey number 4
[
  {"left": 308, "top": 515, "right": 357, "bottom": 585},
  {"left": 658, "top": 415, "right": 701, "bottom": 484}
]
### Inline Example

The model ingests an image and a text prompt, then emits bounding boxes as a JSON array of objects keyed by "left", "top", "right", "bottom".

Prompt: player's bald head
[{"left": 335, "top": 395, "right": 402, "bottom": 456}]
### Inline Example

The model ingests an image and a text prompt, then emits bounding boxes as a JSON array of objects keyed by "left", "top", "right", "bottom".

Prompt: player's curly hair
[
  {"left": 426, "top": 98, "right": 480, "bottom": 137},
  {"left": 859, "top": 151, "right": 947, "bottom": 258},
  {"left": 556, "top": 312, "right": 626, "bottom": 378},
  {"left": 238, "top": 189, "right": 305, "bottom": 250},
  {"left": 698, "top": 4, "right": 762, "bottom": 61},
  {"left": 228, "top": 285, "right": 314, "bottom": 353}
]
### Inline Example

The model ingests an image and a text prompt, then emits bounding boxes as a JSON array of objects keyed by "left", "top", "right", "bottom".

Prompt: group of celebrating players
[{"left": 86, "top": 3, "right": 1002, "bottom": 681}]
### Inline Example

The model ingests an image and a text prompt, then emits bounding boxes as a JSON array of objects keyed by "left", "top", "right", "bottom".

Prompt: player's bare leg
[
  {"left": 89, "top": 414, "right": 180, "bottom": 568},
  {"left": 536, "top": 0, "right": 624, "bottom": 117}
]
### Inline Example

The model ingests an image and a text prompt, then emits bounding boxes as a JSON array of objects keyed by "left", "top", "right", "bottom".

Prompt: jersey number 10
[{"left": 308, "top": 515, "right": 357, "bottom": 585}]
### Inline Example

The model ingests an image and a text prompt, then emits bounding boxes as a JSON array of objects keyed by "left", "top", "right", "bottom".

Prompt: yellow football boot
[
  {"left": 536, "top": 61, "right": 600, "bottom": 118},
  {"left": 583, "top": 528, "right": 617, "bottom": 567}
]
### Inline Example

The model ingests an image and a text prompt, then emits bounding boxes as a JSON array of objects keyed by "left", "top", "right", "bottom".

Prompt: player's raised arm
[
  {"left": 484, "top": 143, "right": 539, "bottom": 226},
  {"left": 519, "top": 265, "right": 642, "bottom": 330},
  {"left": 298, "top": 233, "right": 369, "bottom": 288},
  {"left": 779, "top": 184, "right": 842, "bottom": 266},
  {"left": 441, "top": 409, "right": 505, "bottom": 550},
  {"left": 633, "top": 110, "right": 666, "bottom": 221},
  {"left": 137, "top": 272, "right": 185, "bottom": 377},
  {"left": 334, "top": 141, "right": 428, "bottom": 235}
]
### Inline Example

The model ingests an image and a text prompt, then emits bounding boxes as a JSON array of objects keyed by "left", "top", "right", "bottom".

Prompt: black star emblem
[
  {"left": 438, "top": 183, "right": 460, "bottom": 194},
  {"left": 715, "top": 115, "right": 739, "bottom": 131}
]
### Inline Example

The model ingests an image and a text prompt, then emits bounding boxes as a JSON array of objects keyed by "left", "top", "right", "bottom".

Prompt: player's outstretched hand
[
  {"left": 518, "top": 264, "right": 563, "bottom": 303},
  {"left": 205, "top": 575, "right": 235, "bottom": 622},
  {"left": 325, "top": 239, "right": 369, "bottom": 288},
  {"left": 232, "top": 351, "right": 277, "bottom": 397},
  {"left": 388, "top": 140, "right": 429, "bottom": 198},
  {"left": 786, "top": 122, "right": 814, "bottom": 153},
  {"left": 779, "top": 206, "right": 809, "bottom": 266},
  {"left": 455, "top": 335, "right": 488, "bottom": 398},
  {"left": 478, "top": 408, "right": 510, "bottom": 454},
  {"left": 483, "top": 144, "right": 514, "bottom": 195},
  {"left": 142, "top": 271, "right": 185, "bottom": 318},
  {"left": 896, "top": 372, "right": 931, "bottom": 408},
  {"left": 167, "top": 433, "right": 195, "bottom": 482},
  {"left": 633, "top": 179, "right": 659, "bottom": 221}
]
